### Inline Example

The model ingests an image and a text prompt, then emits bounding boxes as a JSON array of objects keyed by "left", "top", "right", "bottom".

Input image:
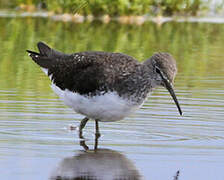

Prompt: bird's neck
[
  {"left": 142, "top": 58, "right": 159, "bottom": 89},
  {"left": 143, "top": 58, "right": 154, "bottom": 69}
]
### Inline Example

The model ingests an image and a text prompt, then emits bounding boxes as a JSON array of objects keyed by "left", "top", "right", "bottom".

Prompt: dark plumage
[
  {"left": 28, "top": 42, "right": 153, "bottom": 102},
  {"left": 27, "top": 42, "right": 182, "bottom": 138}
]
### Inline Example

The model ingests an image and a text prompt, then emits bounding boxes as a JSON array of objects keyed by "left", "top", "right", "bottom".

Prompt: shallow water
[{"left": 0, "top": 17, "right": 224, "bottom": 180}]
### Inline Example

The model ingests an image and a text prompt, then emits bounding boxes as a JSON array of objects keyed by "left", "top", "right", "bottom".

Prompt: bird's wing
[
  {"left": 27, "top": 42, "right": 141, "bottom": 95},
  {"left": 48, "top": 53, "right": 107, "bottom": 95},
  {"left": 27, "top": 43, "right": 106, "bottom": 95}
]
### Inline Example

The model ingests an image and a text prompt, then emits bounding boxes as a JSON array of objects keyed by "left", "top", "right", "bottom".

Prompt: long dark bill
[{"left": 159, "top": 72, "right": 183, "bottom": 116}]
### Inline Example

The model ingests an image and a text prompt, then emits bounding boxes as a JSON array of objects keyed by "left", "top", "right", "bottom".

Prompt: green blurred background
[
  {"left": 0, "top": 18, "right": 224, "bottom": 96},
  {"left": 1, "top": 0, "right": 223, "bottom": 16}
]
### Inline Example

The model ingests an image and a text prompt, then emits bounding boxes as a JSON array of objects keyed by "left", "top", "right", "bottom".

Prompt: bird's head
[{"left": 145, "top": 52, "right": 182, "bottom": 115}]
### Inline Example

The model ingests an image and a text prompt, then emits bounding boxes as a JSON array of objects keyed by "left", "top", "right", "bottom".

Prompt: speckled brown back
[{"left": 27, "top": 42, "right": 177, "bottom": 104}]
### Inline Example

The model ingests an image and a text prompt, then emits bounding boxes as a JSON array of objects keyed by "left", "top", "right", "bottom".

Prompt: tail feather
[
  {"left": 26, "top": 50, "right": 41, "bottom": 56},
  {"left": 26, "top": 41, "right": 67, "bottom": 69},
  {"left": 37, "top": 42, "right": 51, "bottom": 56},
  {"left": 37, "top": 42, "right": 65, "bottom": 58},
  {"left": 26, "top": 49, "right": 54, "bottom": 69}
]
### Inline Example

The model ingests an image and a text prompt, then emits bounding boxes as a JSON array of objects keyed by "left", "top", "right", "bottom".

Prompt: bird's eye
[{"left": 155, "top": 67, "right": 160, "bottom": 74}]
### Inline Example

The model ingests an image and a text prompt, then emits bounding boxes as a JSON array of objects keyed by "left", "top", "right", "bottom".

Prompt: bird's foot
[{"left": 80, "top": 140, "right": 89, "bottom": 151}]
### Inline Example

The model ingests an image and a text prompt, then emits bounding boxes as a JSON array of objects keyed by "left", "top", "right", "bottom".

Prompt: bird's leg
[
  {"left": 79, "top": 117, "right": 89, "bottom": 139},
  {"left": 95, "top": 120, "right": 101, "bottom": 138},
  {"left": 79, "top": 119, "right": 100, "bottom": 151},
  {"left": 94, "top": 132, "right": 99, "bottom": 151},
  {"left": 94, "top": 120, "right": 100, "bottom": 151}
]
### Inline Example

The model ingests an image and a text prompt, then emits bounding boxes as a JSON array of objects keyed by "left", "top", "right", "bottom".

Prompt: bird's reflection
[{"left": 50, "top": 135, "right": 141, "bottom": 180}]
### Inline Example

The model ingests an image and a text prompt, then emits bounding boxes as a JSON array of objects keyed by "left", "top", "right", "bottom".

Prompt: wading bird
[{"left": 27, "top": 42, "right": 182, "bottom": 138}]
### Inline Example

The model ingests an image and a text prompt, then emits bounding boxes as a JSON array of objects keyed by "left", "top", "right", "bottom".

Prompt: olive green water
[{"left": 0, "top": 17, "right": 224, "bottom": 180}]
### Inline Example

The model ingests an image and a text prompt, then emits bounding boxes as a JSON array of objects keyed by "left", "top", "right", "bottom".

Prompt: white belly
[{"left": 51, "top": 84, "right": 138, "bottom": 122}]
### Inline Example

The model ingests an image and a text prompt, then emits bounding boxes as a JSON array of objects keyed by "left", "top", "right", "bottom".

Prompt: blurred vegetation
[
  {"left": 0, "top": 17, "right": 224, "bottom": 97},
  {"left": 0, "top": 0, "right": 218, "bottom": 16}
]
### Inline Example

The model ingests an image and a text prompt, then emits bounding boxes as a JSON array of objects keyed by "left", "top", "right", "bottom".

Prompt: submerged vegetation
[{"left": 0, "top": 0, "right": 223, "bottom": 16}]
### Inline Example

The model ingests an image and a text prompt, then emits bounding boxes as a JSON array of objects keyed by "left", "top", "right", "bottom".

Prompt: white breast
[{"left": 51, "top": 84, "right": 138, "bottom": 122}]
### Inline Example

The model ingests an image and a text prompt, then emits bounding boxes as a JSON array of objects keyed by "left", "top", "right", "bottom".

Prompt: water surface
[{"left": 0, "top": 18, "right": 224, "bottom": 180}]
